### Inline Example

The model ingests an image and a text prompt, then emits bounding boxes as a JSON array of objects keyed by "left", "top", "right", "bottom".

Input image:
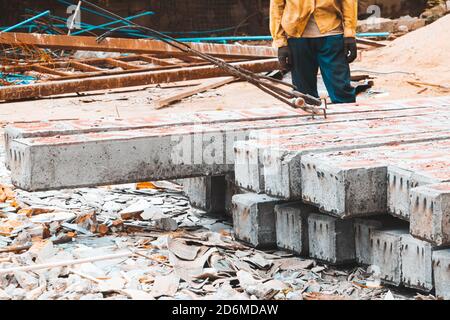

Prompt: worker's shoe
[{"left": 355, "top": 80, "right": 374, "bottom": 96}]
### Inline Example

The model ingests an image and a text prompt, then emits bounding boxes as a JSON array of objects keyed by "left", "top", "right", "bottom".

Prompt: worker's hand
[
  {"left": 344, "top": 37, "right": 357, "bottom": 63},
  {"left": 278, "top": 46, "right": 292, "bottom": 71}
]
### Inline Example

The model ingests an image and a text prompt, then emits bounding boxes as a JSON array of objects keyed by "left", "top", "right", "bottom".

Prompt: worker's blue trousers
[{"left": 288, "top": 34, "right": 356, "bottom": 103}]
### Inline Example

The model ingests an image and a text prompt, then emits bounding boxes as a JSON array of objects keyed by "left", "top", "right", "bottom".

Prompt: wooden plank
[
  {"left": 0, "top": 59, "right": 278, "bottom": 101},
  {"left": 156, "top": 77, "right": 237, "bottom": 109},
  {"left": 0, "top": 32, "right": 277, "bottom": 59}
]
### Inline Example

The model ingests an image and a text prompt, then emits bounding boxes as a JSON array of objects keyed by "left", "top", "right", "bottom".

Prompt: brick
[
  {"left": 400, "top": 234, "right": 434, "bottom": 292},
  {"left": 307, "top": 213, "right": 355, "bottom": 264},
  {"left": 274, "top": 202, "right": 316, "bottom": 256},
  {"left": 410, "top": 182, "right": 450, "bottom": 246},
  {"left": 370, "top": 228, "right": 409, "bottom": 286},
  {"left": 231, "top": 193, "right": 282, "bottom": 248},
  {"left": 432, "top": 249, "right": 450, "bottom": 299}
]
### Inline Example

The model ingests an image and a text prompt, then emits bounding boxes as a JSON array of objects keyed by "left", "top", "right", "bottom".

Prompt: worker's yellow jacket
[{"left": 270, "top": 0, "right": 358, "bottom": 48}]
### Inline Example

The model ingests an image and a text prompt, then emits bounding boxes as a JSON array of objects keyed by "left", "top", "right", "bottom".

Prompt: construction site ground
[
  {"left": 0, "top": 60, "right": 446, "bottom": 302},
  {"left": 1, "top": 71, "right": 448, "bottom": 125},
  {"left": 1, "top": 14, "right": 449, "bottom": 301}
]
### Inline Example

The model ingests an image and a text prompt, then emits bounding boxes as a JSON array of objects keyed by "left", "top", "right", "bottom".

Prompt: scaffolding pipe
[{"left": 1, "top": 10, "right": 51, "bottom": 33}]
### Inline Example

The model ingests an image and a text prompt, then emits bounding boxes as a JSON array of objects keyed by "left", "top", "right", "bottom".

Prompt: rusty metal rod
[{"left": 83, "top": 0, "right": 324, "bottom": 116}]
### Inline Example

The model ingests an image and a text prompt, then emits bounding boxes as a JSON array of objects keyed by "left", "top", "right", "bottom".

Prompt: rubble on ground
[
  {"left": 0, "top": 148, "right": 415, "bottom": 300},
  {"left": 357, "top": 15, "right": 426, "bottom": 34}
]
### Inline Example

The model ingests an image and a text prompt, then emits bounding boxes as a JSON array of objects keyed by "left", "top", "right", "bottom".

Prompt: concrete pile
[{"left": 4, "top": 95, "right": 450, "bottom": 298}]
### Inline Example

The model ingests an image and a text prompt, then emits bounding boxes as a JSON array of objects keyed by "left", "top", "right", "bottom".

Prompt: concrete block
[
  {"left": 410, "top": 183, "right": 450, "bottom": 246},
  {"left": 235, "top": 107, "right": 448, "bottom": 196},
  {"left": 387, "top": 166, "right": 418, "bottom": 220},
  {"left": 224, "top": 172, "right": 242, "bottom": 216},
  {"left": 3, "top": 106, "right": 302, "bottom": 168},
  {"left": 307, "top": 213, "right": 355, "bottom": 264},
  {"left": 182, "top": 176, "right": 226, "bottom": 214},
  {"left": 301, "top": 141, "right": 450, "bottom": 218},
  {"left": 400, "top": 234, "right": 434, "bottom": 292},
  {"left": 370, "top": 228, "right": 409, "bottom": 286},
  {"left": 354, "top": 216, "right": 405, "bottom": 265},
  {"left": 13, "top": 108, "right": 414, "bottom": 191},
  {"left": 234, "top": 140, "right": 265, "bottom": 193},
  {"left": 432, "top": 249, "right": 450, "bottom": 300},
  {"left": 232, "top": 193, "right": 282, "bottom": 248},
  {"left": 388, "top": 162, "right": 450, "bottom": 221},
  {"left": 274, "top": 202, "right": 316, "bottom": 255},
  {"left": 9, "top": 122, "right": 251, "bottom": 191},
  {"left": 265, "top": 130, "right": 450, "bottom": 201},
  {"left": 301, "top": 154, "right": 388, "bottom": 218},
  {"left": 10, "top": 96, "right": 450, "bottom": 190}
]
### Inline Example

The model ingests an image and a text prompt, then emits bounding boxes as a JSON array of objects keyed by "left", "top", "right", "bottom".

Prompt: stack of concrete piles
[
  {"left": 5, "top": 96, "right": 450, "bottom": 297},
  {"left": 231, "top": 96, "right": 450, "bottom": 297}
]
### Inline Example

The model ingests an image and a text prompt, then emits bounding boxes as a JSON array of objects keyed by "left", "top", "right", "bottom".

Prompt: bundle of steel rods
[{"left": 82, "top": 0, "right": 326, "bottom": 118}]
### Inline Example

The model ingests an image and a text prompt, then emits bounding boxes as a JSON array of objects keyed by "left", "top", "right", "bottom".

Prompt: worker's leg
[
  {"left": 317, "top": 34, "right": 356, "bottom": 103},
  {"left": 288, "top": 38, "right": 319, "bottom": 98}
]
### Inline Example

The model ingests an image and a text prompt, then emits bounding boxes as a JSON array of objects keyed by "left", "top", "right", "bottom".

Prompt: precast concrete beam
[
  {"left": 240, "top": 109, "right": 450, "bottom": 194},
  {"left": 370, "top": 228, "right": 409, "bottom": 286},
  {"left": 182, "top": 176, "right": 227, "bottom": 214},
  {"left": 260, "top": 114, "right": 450, "bottom": 199},
  {"left": 9, "top": 99, "right": 442, "bottom": 170},
  {"left": 432, "top": 249, "right": 450, "bottom": 299},
  {"left": 354, "top": 216, "right": 405, "bottom": 265},
  {"left": 274, "top": 202, "right": 316, "bottom": 256},
  {"left": 9, "top": 120, "right": 257, "bottom": 191},
  {"left": 231, "top": 193, "right": 283, "bottom": 248},
  {"left": 388, "top": 162, "right": 450, "bottom": 221},
  {"left": 300, "top": 140, "right": 450, "bottom": 218},
  {"left": 410, "top": 182, "right": 450, "bottom": 246},
  {"left": 307, "top": 213, "right": 355, "bottom": 264},
  {"left": 400, "top": 234, "right": 434, "bottom": 292}
]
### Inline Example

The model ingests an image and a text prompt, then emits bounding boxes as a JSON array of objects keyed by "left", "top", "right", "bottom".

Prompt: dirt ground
[{"left": 0, "top": 69, "right": 447, "bottom": 131}]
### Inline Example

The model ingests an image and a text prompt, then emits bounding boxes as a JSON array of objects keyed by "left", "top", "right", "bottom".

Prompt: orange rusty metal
[
  {"left": 0, "top": 59, "right": 278, "bottom": 101},
  {"left": 0, "top": 32, "right": 277, "bottom": 59}
]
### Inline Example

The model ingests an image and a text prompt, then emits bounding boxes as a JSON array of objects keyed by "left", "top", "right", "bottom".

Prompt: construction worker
[{"left": 270, "top": 0, "right": 358, "bottom": 103}]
